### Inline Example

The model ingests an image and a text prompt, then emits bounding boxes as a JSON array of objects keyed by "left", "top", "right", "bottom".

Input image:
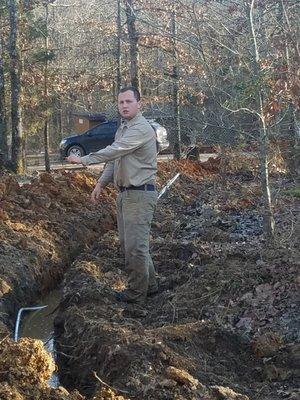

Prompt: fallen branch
[{"left": 93, "top": 371, "right": 131, "bottom": 395}]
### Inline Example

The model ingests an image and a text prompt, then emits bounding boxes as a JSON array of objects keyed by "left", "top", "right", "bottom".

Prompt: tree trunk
[
  {"left": 292, "top": 109, "right": 300, "bottom": 143},
  {"left": 292, "top": 108, "right": 300, "bottom": 183},
  {"left": 125, "top": 0, "right": 140, "bottom": 92},
  {"left": 58, "top": 101, "right": 63, "bottom": 141},
  {"left": 44, "top": 119, "right": 50, "bottom": 171},
  {"left": 0, "top": 34, "right": 8, "bottom": 167},
  {"left": 171, "top": 10, "right": 181, "bottom": 160},
  {"left": 116, "top": 0, "right": 122, "bottom": 96},
  {"left": 277, "top": 0, "right": 300, "bottom": 181},
  {"left": 8, "top": 0, "right": 24, "bottom": 173},
  {"left": 43, "top": 2, "right": 50, "bottom": 172},
  {"left": 248, "top": 0, "right": 275, "bottom": 241},
  {"left": 259, "top": 107, "right": 275, "bottom": 239}
]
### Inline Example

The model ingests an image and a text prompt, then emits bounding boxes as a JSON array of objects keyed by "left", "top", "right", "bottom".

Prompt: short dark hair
[{"left": 118, "top": 86, "right": 141, "bottom": 101}]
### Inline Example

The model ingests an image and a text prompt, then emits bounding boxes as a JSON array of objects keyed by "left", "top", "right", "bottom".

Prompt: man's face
[{"left": 118, "top": 90, "right": 141, "bottom": 120}]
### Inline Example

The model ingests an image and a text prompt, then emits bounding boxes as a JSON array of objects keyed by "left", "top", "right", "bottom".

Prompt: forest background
[{"left": 0, "top": 0, "right": 299, "bottom": 239}]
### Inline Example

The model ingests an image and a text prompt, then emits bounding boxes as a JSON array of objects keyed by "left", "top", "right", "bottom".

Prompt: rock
[
  {"left": 166, "top": 366, "right": 198, "bottom": 388},
  {"left": 92, "top": 386, "right": 127, "bottom": 399},
  {"left": 251, "top": 332, "right": 283, "bottom": 357},
  {"left": 39, "top": 172, "right": 55, "bottom": 184},
  {"left": 159, "top": 378, "right": 177, "bottom": 388},
  {"left": 0, "top": 182, "right": 6, "bottom": 199},
  {"left": 235, "top": 317, "right": 252, "bottom": 331},
  {"left": 255, "top": 283, "right": 273, "bottom": 300},
  {"left": 55, "top": 386, "right": 70, "bottom": 396},
  {"left": 210, "top": 385, "right": 250, "bottom": 399},
  {"left": 0, "top": 208, "right": 9, "bottom": 221},
  {"left": 34, "top": 194, "right": 52, "bottom": 208},
  {"left": 289, "top": 391, "right": 300, "bottom": 400},
  {"left": 240, "top": 292, "right": 253, "bottom": 304},
  {"left": 264, "top": 364, "right": 291, "bottom": 381},
  {"left": 0, "top": 278, "right": 11, "bottom": 296}
]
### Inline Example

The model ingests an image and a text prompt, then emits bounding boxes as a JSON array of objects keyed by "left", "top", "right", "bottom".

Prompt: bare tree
[
  {"left": 0, "top": 30, "right": 8, "bottom": 166},
  {"left": 277, "top": 0, "right": 300, "bottom": 181},
  {"left": 115, "top": 0, "right": 122, "bottom": 96},
  {"left": 248, "top": 0, "right": 275, "bottom": 239},
  {"left": 43, "top": 1, "right": 50, "bottom": 172},
  {"left": 8, "top": 0, "right": 24, "bottom": 173},
  {"left": 170, "top": 9, "right": 181, "bottom": 159},
  {"left": 125, "top": 0, "right": 140, "bottom": 91}
]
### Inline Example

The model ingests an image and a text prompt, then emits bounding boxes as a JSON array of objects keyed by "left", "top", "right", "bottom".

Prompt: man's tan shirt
[{"left": 80, "top": 112, "right": 157, "bottom": 188}]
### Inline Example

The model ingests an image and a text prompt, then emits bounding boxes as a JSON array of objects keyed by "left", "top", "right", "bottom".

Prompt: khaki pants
[{"left": 116, "top": 189, "right": 158, "bottom": 303}]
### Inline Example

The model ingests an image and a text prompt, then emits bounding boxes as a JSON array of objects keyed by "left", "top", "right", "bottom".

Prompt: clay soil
[{"left": 0, "top": 153, "right": 299, "bottom": 400}]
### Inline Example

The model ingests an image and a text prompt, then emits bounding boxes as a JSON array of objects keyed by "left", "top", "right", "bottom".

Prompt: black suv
[{"left": 59, "top": 119, "right": 169, "bottom": 159}]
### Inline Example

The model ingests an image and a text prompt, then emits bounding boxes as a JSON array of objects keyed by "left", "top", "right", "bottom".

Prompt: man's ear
[{"left": 138, "top": 100, "right": 142, "bottom": 110}]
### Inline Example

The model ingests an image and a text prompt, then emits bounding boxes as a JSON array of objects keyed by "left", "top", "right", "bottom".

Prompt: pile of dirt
[
  {"left": 0, "top": 336, "right": 85, "bottom": 399},
  {"left": 0, "top": 337, "right": 55, "bottom": 385},
  {"left": 54, "top": 159, "right": 299, "bottom": 399},
  {"left": 0, "top": 170, "right": 116, "bottom": 330},
  {"left": 157, "top": 158, "right": 220, "bottom": 187}
]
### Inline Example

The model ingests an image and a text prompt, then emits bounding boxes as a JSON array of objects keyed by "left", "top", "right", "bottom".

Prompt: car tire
[{"left": 66, "top": 145, "right": 86, "bottom": 157}]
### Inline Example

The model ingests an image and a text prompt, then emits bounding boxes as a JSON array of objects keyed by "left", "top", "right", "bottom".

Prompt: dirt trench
[
  {"left": 0, "top": 156, "right": 299, "bottom": 400},
  {"left": 0, "top": 169, "right": 117, "bottom": 399},
  {"left": 0, "top": 170, "right": 116, "bottom": 327}
]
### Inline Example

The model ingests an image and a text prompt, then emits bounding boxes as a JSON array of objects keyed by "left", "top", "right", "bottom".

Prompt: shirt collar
[{"left": 121, "top": 112, "right": 142, "bottom": 128}]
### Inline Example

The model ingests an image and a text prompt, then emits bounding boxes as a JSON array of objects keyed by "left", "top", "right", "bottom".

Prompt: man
[{"left": 67, "top": 87, "right": 158, "bottom": 305}]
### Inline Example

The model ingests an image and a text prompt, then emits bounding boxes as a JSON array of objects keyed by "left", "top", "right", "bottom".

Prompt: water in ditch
[{"left": 20, "top": 288, "right": 62, "bottom": 388}]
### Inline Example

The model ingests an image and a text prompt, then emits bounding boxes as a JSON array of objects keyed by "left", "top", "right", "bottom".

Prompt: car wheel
[{"left": 66, "top": 145, "right": 85, "bottom": 157}]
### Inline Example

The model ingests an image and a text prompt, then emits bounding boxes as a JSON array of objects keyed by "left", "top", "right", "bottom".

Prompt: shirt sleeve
[
  {"left": 80, "top": 126, "right": 154, "bottom": 166},
  {"left": 98, "top": 161, "right": 114, "bottom": 187}
]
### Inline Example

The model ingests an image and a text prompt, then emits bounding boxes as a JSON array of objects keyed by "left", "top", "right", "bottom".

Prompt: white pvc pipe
[
  {"left": 14, "top": 305, "right": 48, "bottom": 341},
  {"left": 158, "top": 173, "right": 180, "bottom": 200}
]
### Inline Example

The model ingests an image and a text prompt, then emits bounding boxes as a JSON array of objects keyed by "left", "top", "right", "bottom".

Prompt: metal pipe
[
  {"left": 14, "top": 305, "right": 48, "bottom": 341},
  {"left": 158, "top": 173, "right": 180, "bottom": 200}
]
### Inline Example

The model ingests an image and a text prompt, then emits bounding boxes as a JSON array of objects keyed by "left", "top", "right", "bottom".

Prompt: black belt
[{"left": 119, "top": 184, "right": 155, "bottom": 192}]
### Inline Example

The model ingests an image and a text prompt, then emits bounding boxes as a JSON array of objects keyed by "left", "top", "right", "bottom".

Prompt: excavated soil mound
[
  {"left": 0, "top": 337, "right": 55, "bottom": 384},
  {"left": 0, "top": 170, "right": 116, "bottom": 330},
  {"left": 0, "top": 336, "right": 86, "bottom": 399}
]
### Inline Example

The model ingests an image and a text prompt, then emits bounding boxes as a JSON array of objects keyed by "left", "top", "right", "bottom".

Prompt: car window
[{"left": 88, "top": 121, "right": 117, "bottom": 136}]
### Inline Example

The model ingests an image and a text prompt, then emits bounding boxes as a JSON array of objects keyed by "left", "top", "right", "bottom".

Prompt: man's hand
[
  {"left": 66, "top": 155, "right": 82, "bottom": 164},
  {"left": 91, "top": 182, "right": 104, "bottom": 204}
]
